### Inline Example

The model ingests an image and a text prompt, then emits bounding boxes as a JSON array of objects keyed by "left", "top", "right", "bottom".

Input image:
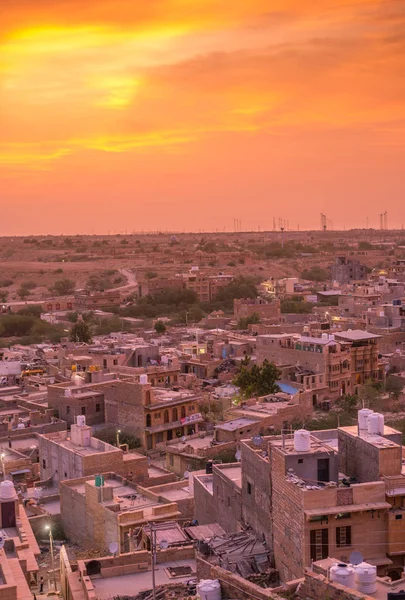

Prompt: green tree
[
  {"left": 236, "top": 312, "right": 260, "bottom": 329},
  {"left": 386, "top": 375, "right": 404, "bottom": 400},
  {"left": 154, "top": 320, "right": 167, "bottom": 335},
  {"left": 301, "top": 266, "right": 330, "bottom": 282},
  {"left": 53, "top": 278, "right": 75, "bottom": 295},
  {"left": 233, "top": 359, "right": 281, "bottom": 399},
  {"left": 70, "top": 318, "right": 92, "bottom": 343}
]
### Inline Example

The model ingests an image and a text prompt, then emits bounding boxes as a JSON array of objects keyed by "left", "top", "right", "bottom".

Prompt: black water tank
[
  {"left": 205, "top": 461, "right": 213, "bottom": 474},
  {"left": 388, "top": 592, "right": 405, "bottom": 599}
]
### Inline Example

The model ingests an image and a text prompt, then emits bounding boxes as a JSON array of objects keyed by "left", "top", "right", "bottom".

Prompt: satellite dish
[
  {"left": 160, "top": 538, "right": 169, "bottom": 549},
  {"left": 349, "top": 551, "right": 363, "bottom": 565},
  {"left": 184, "top": 471, "right": 190, "bottom": 479},
  {"left": 235, "top": 450, "right": 241, "bottom": 461},
  {"left": 49, "top": 378, "right": 55, "bottom": 384},
  {"left": 252, "top": 435, "right": 263, "bottom": 447},
  {"left": 109, "top": 542, "right": 119, "bottom": 555},
  {"left": 181, "top": 436, "right": 187, "bottom": 443}
]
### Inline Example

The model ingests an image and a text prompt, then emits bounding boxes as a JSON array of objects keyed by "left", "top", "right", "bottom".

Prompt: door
[
  {"left": 1, "top": 501, "right": 16, "bottom": 528},
  {"left": 317, "top": 458, "right": 330, "bottom": 483}
]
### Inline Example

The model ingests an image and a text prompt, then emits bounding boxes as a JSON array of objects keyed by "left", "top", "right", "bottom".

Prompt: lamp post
[
  {"left": 45, "top": 525, "right": 58, "bottom": 593},
  {"left": 149, "top": 522, "right": 168, "bottom": 600},
  {"left": 116, "top": 429, "right": 121, "bottom": 448}
]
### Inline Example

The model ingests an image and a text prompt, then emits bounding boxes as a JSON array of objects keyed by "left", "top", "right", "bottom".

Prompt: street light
[
  {"left": 45, "top": 524, "right": 58, "bottom": 593},
  {"left": 149, "top": 522, "right": 168, "bottom": 600}
]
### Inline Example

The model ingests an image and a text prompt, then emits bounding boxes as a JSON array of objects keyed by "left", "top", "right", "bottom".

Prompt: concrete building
[
  {"left": 331, "top": 256, "right": 367, "bottom": 285},
  {"left": 193, "top": 463, "right": 243, "bottom": 534},
  {"left": 334, "top": 330, "right": 383, "bottom": 386},
  {"left": 234, "top": 297, "right": 281, "bottom": 321},
  {"left": 38, "top": 416, "right": 148, "bottom": 483},
  {"left": 235, "top": 415, "right": 405, "bottom": 583},
  {"left": 60, "top": 473, "right": 181, "bottom": 554},
  {"left": 0, "top": 480, "right": 41, "bottom": 595},
  {"left": 74, "top": 289, "right": 121, "bottom": 309}
]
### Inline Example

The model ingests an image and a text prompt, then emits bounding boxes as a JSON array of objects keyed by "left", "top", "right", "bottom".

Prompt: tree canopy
[
  {"left": 233, "top": 358, "right": 281, "bottom": 399},
  {"left": 70, "top": 318, "right": 92, "bottom": 343}
]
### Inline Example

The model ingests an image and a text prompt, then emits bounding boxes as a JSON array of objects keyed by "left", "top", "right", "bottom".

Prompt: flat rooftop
[
  {"left": 271, "top": 435, "right": 336, "bottom": 456},
  {"left": 70, "top": 478, "right": 159, "bottom": 511},
  {"left": 91, "top": 558, "right": 196, "bottom": 599},
  {"left": 215, "top": 418, "right": 257, "bottom": 432},
  {"left": 216, "top": 465, "right": 242, "bottom": 489},
  {"left": 167, "top": 435, "right": 214, "bottom": 452},
  {"left": 159, "top": 485, "right": 192, "bottom": 502},
  {"left": 339, "top": 425, "right": 401, "bottom": 449},
  {"left": 335, "top": 330, "right": 380, "bottom": 341}
]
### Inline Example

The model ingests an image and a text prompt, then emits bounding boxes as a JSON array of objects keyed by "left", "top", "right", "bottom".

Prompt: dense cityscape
[{"left": 0, "top": 229, "right": 404, "bottom": 598}]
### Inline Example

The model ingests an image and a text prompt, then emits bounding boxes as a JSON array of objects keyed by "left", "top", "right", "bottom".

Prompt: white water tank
[
  {"left": 72, "top": 374, "right": 84, "bottom": 386},
  {"left": 358, "top": 409, "right": 373, "bottom": 431},
  {"left": 330, "top": 563, "right": 355, "bottom": 589},
  {"left": 378, "top": 413, "right": 385, "bottom": 435},
  {"left": 367, "top": 413, "right": 380, "bottom": 435},
  {"left": 64, "top": 388, "right": 72, "bottom": 398},
  {"left": 77, "top": 415, "right": 86, "bottom": 427},
  {"left": 354, "top": 562, "right": 377, "bottom": 594},
  {"left": 197, "top": 579, "right": 221, "bottom": 600},
  {"left": 139, "top": 374, "right": 148, "bottom": 384},
  {"left": 294, "top": 429, "right": 311, "bottom": 452},
  {"left": 0, "top": 480, "right": 16, "bottom": 500}
]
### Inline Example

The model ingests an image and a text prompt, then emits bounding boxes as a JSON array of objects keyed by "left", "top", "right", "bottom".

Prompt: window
[
  {"left": 310, "top": 529, "right": 329, "bottom": 561},
  {"left": 95, "top": 403, "right": 101, "bottom": 413},
  {"left": 64, "top": 472, "right": 67, "bottom": 478},
  {"left": 66, "top": 406, "right": 70, "bottom": 415},
  {"left": 396, "top": 514, "right": 403, "bottom": 520},
  {"left": 181, "top": 406, "right": 186, "bottom": 419},
  {"left": 247, "top": 481, "right": 252, "bottom": 495},
  {"left": 298, "top": 459, "right": 304, "bottom": 464},
  {"left": 336, "top": 526, "right": 352, "bottom": 547},
  {"left": 42, "top": 459, "right": 46, "bottom": 469},
  {"left": 113, "top": 359, "right": 118, "bottom": 366},
  {"left": 81, "top": 406, "right": 86, "bottom": 415},
  {"left": 227, "top": 496, "right": 231, "bottom": 507}
]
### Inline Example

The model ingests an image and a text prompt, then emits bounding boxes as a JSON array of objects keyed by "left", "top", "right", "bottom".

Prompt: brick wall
[
  {"left": 297, "top": 570, "right": 375, "bottom": 600},
  {"left": 196, "top": 557, "right": 285, "bottom": 600},
  {"left": 212, "top": 464, "right": 242, "bottom": 534},
  {"left": 270, "top": 445, "right": 305, "bottom": 582},
  {"left": 193, "top": 475, "right": 216, "bottom": 525},
  {"left": 241, "top": 442, "right": 273, "bottom": 549}
]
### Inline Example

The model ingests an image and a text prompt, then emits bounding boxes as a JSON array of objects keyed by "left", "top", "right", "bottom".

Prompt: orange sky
[{"left": 1, "top": 0, "right": 405, "bottom": 234}]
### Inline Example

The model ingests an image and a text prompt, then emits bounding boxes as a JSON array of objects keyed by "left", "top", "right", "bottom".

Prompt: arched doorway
[
  {"left": 172, "top": 407, "right": 178, "bottom": 421},
  {"left": 164, "top": 410, "right": 169, "bottom": 424},
  {"left": 146, "top": 414, "right": 151, "bottom": 427}
]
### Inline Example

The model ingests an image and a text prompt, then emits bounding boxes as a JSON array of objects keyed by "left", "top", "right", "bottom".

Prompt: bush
[
  {"left": 301, "top": 266, "right": 330, "bottom": 282},
  {"left": 154, "top": 320, "right": 167, "bottom": 334},
  {"left": 0, "top": 279, "right": 13, "bottom": 288},
  {"left": 18, "top": 305, "right": 42, "bottom": 317},
  {"left": 52, "top": 278, "right": 75, "bottom": 295},
  {"left": 17, "top": 287, "right": 30, "bottom": 299},
  {"left": 21, "top": 280, "right": 37, "bottom": 290},
  {"left": 236, "top": 313, "right": 261, "bottom": 329}
]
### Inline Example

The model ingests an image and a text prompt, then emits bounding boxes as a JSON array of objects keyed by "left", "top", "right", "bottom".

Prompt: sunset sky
[{"left": 1, "top": 0, "right": 404, "bottom": 234}]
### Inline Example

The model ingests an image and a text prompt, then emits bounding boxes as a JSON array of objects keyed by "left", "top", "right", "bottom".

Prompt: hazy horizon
[{"left": 1, "top": 0, "right": 405, "bottom": 235}]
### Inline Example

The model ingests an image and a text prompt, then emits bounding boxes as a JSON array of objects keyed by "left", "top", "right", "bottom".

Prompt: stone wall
[{"left": 193, "top": 474, "right": 216, "bottom": 525}]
